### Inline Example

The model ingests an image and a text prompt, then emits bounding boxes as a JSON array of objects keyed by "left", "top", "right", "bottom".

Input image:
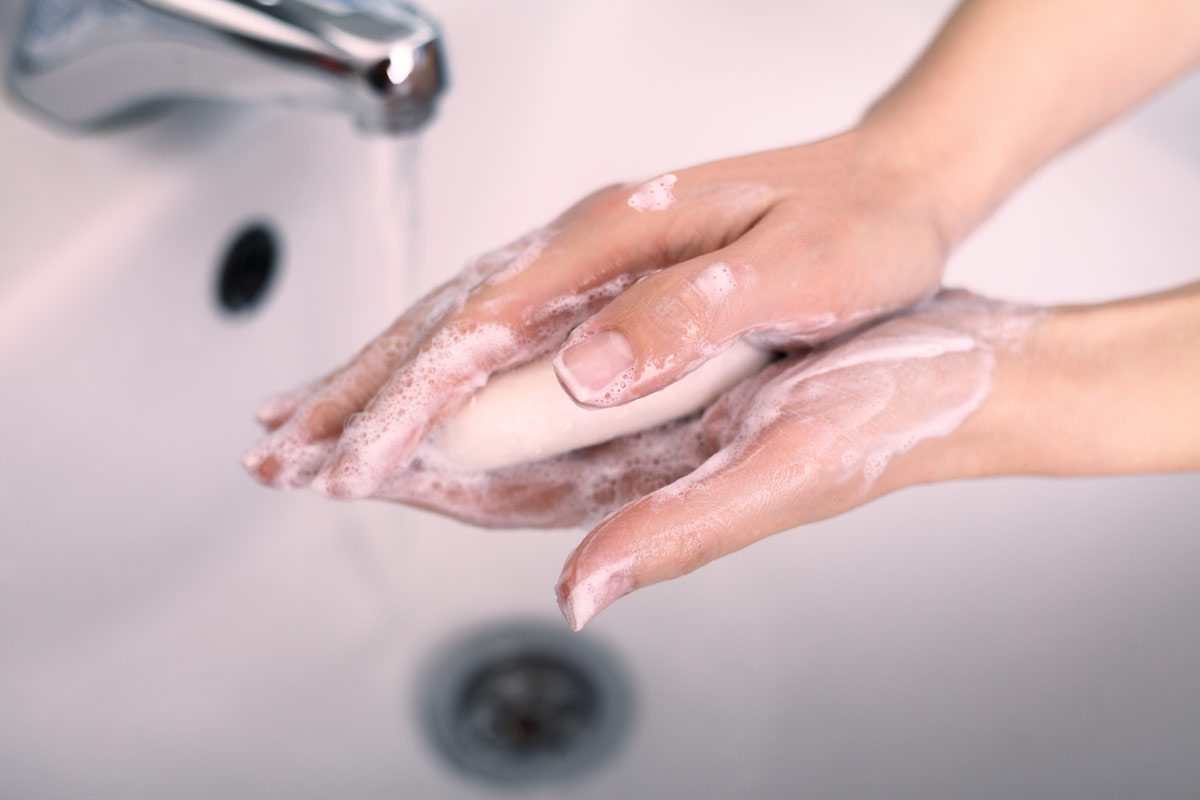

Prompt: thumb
[
  {"left": 554, "top": 431, "right": 796, "bottom": 631},
  {"left": 551, "top": 244, "right": 829, "bottom": 408}
]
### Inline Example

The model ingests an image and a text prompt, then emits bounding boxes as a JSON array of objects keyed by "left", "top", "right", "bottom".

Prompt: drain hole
[
  {"left": 418, "top": 621, "right": 633, "bottom": 785},
  {"left": 457, "top": 651, "right": 598, "bottom": 759},
  {"left": 216, "top": 222, "right": 279, "bottom": 314}
]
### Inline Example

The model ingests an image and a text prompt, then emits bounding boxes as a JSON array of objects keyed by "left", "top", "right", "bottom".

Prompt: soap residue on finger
[
  {"left": 628, "top": 173, "right": 677, "bottom": 212},
  {"left": 311, "top": 256, "right": 652, "bottom": 497},
  {"left": 480, "top": 228, "right": 554, "bottom": 288},
  {"left": 552, "top": 291, "right": 1043, "bottom": 629},
  {"left": 692, "top": 261, "right": 737, "bottom": 301},
  {"left": 659, "top": 290, "right": 1041, "bottom": 507}
]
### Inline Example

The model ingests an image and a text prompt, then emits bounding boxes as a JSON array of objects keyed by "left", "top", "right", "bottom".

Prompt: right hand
[{"left": 244, "top": 128, "right": 954, "bottom": 498}]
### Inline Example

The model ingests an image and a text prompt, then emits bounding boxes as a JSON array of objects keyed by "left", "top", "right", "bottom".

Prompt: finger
[
  {"left": 696, "top": 354, "right": 801, "bottom": 445},
  {"left": 242, "top": 277, "right": 466, "bottom": 487},
  {"left": 311, "top": 181, "right": 740, "bottom": 500},
  {"left": 555, "top": 291, "right": 1016, "bottom": 629},
  {"left": 254, "top": 375, "right": 333, "bottom": 431},
  {"left": 554, "top": 427, "right": 800, "bottom": 631},
  {"left": 549, "top": 222, "right": 837, "bottom": 409},
  {"left": 245, "top": 215, "right": 578, "bottom": 484},
  {"left": 242, "top": 438, "right": 338, "bottom": 489},
  {"left": 373, "top": 418, "right": 709, "bottom": 528},
  {"left": 551, "top": 248, "right": 763, "bottom": 407},
  {"left": 242, "top": 341, "right": 409, "bottom": 488},
  {"left": 550, "top": 201, "right": 935, "bottom": 409}
]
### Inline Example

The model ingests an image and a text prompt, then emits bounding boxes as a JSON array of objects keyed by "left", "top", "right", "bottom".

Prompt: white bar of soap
[{"left": 428, "top": 341, "right": 772, "bottom": 471}]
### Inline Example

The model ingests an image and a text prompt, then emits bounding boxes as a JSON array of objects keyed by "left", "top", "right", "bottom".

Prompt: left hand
[{"left": 340, "top": 290, "right": 1039, "bottom": 629}]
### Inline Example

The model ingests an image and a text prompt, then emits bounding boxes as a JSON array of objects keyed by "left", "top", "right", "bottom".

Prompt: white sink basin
[{"left": 2, "top": 1, "right": 1199, "bottom": 798}]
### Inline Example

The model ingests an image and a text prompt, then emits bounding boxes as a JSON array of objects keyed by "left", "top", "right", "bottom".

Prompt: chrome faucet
[{"left": 7, "top": 0, "right": 447, "bottom": 135}]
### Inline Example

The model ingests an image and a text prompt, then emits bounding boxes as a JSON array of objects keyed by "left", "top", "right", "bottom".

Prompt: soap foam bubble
[
  {"left": 481, "top": 229, "right": 552, "bottom": 287},
  {"left": 627, "top": 174, "right": 677, "bottom": 212},
  {"left": 368, "top": 292, "right": 1041, "bottom": 625},
  {"left": 312, "top": 236, "right": 669, "bottom": 497},
  {"left": 692, "top": 261, "right": 736, "bottom": 301},
  {"left": 638, "top": 290, "right": 1038, "bottom": 520},
  {"left": 375, "top": 415, "right": 708, "bottom": 529},
  {"left": 745, "top": 305, "right": 892, "bottom": 350},
  {"left": 863, "top": 451, "right": 893, "bottom": 482},
  {"left": 323, "top": 321, "right": 519, "bottom": 496}
]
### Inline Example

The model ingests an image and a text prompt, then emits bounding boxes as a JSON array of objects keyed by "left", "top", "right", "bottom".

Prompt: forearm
[
  {"left": 935, "top": 282, "right": 1200, "bottom": 482},
  {"left": 859, "top": 0, "right": 1200, "bottom": 244}
]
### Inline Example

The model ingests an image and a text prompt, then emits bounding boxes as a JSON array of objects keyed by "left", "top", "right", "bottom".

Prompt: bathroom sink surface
[{"left": 2, "top": 1, "right": 1199, "bottom": 798}]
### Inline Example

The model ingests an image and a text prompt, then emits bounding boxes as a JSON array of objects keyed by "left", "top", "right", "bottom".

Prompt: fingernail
[
  {"left": 556, "top": 568, "right": 635, "bottom": 631},
  {"left": 553, "top": 330, "right": 635, "bottom": 400}
]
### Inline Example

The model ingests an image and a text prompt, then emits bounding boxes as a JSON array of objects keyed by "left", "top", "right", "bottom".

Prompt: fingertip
[
  {"left": 241, "top": 446, "right": 275, "bottom": 485},
  {"left": 554, "top": 582, "right": 580, "bottom": 632},
  {"left": 242, "top": 445, "right": 263, "bottom": 471},
  {"left": 243, "top": 438, "right": 299, "bottom": 488},
  {"left": 254, "top": 405, "right": 288, "bottom": 430},
  {"left": 254, "top": 384, "right": 316, "bottom": 430},
  {"left": 555, "top": 553, "right": 584, "bottom": 631},
  {"left": 551, "top": 330, "right": 636, "bottom": 408},
  {"left": 555, "top": 551, "right": 636, "bottom": 632}
]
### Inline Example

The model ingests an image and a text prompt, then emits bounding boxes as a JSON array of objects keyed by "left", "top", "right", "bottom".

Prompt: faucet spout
[{"left": 8, "top": 0, "right": 448, "bottom": 135}]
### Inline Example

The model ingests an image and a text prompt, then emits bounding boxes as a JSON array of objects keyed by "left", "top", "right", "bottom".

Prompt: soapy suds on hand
[
  {"left": 245, "top": 227, "right": 559, "bottom": 491},
  {"left": 248, "top": 178, "right": 913, "bottom": 502},
  {"left": 243, "top": 327, "right": 432, "bottom": 487},
  {"left": 376, "top": 415, "right": 709, "bottom": 529},
  {"left": 627, "top": 174, "right": 677, "bottom": 212},
  {"left": 655, "top": 291, "right": 1035, "bottom": 502},
  {"left": 245, "top": 186, "right": 1032, "bottom": 628},
  {"left": 692, "top": 261, "right": 737, "bottom": 301},
  {"left": 357, "top": 291, "right": 1033, "bottom": 542},
  {"left": 554, "top": 291, "right": 1041, "bottom": 628},
  {"left": 480, "top": 229, "right": 552, "bottom": 288},
  {"left": 293, "top": 227, "right": 656, "bottom": 499}
]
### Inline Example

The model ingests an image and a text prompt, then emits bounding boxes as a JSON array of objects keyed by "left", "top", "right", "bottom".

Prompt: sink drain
[
  {"left": 215, "top": 221, "right": 279, "bottom": 314},
  {"left": 417, "top": 620, "right": 634, "bottom": 785}
]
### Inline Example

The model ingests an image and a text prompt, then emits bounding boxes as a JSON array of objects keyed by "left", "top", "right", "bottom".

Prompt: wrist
[
  {"left": 791, "top": 125, "right": 965, "bottom": 273},
  {"left": 898, "top": 300, "right": 1048, "bottom": 487},
  {"left": 916, "top": 282, "right": 1200, "bottom": 484},
  {"left": 852, "top": 112, "right": 1016, "bottom": 251}
]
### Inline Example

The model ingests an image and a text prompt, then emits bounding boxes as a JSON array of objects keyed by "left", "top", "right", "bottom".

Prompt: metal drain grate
[{"left": 417, "top": 620, "right": 634, "bottom": 785}]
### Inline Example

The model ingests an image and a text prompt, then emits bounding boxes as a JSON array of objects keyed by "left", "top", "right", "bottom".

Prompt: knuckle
[
  {"left": 638, "top": 270, "right": 716, "bottom": 343},
  {"left": 562, "top": 183, "right": 626, "bottom": 223}
]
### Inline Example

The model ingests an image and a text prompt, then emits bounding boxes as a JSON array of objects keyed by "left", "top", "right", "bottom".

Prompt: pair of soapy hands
[{"left": 245, "top": 133, "right": 1033, "bottom": 630}]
